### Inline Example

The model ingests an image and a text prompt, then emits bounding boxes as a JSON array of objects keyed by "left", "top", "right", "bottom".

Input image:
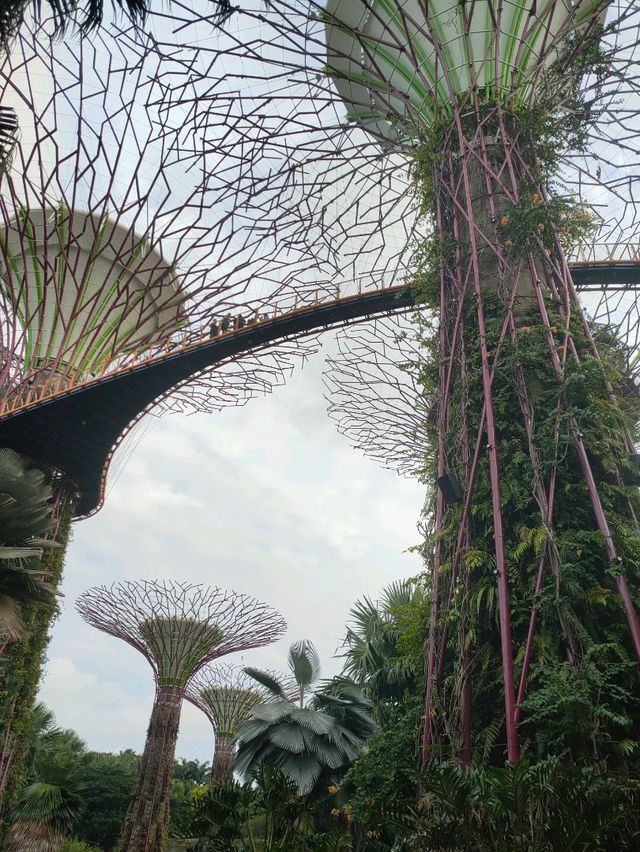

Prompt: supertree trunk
[
  {"left": 210, "top": 735, "right": 235, "bottom": 786},
  {"left": 421, "top": 100, "right": 640, "bottom": 765},
  {"left": 117, "top": 685, "right": 183, "bottom": 852}
]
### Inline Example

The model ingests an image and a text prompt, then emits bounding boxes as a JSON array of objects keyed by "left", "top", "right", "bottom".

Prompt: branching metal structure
[
  {"left": 75, "top": 580, "right": 286, "bottom": 852},
  {"left": 325, "top": 316, "right": 430, "bottom": 478},
  {"left": 138, "top": 0, "right": 640, "bottom": 767},
  {"left": 0, "top": 16, "right": 330, "bottom": 516},
  {"left": 186, "top": 662, "right": 296, "bottom": 784}
]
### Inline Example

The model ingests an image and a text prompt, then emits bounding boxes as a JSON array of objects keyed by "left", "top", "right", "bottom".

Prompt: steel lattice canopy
[
  {"left": 324, "top": 0, "right": 607, "bottom": 140},
  {"left": 1, "top": 208, "right": 186, "bottom": 379}
]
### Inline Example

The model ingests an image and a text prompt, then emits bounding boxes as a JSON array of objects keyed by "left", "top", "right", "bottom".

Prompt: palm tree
[
  {"left": 234, "top": 640, "right": 376, "bottom": 795},
  {"left": 0, "top": 449, "right": 57, "bottom": 644},
  {"left": 8, "top": 703, "right": 86, "bottom": 852},
  {"left": 341, "top": 580, "right": 420, "bottom": 718},
  {"left": 0, "top": 0, "right": 231, "bottom": 42}
]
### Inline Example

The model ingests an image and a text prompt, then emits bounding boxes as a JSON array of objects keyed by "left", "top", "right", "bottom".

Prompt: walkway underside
[{"left": 0, "top": 264, "right": 635, "bottom": 517}]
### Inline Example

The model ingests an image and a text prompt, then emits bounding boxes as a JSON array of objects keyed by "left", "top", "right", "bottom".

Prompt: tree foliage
[
  {"left": 9, "top": 702, "right": 86, "bottom": 849},
  {"left": 189, "top": 765, "right": 350, "bottom": 851},
  {"left": 235, "top": 642, "right": 376, "bottom": 795},
  {"left": 387, "top": 759, "right": 640, "bottom": 851},
  {"left": 340, "top": 580, "right": 426, "bottom": 721},
  {"left": 0, "top": 449, "right": 57, "bottom": 642},
  {"left": 71, "top": 751, "right": 139, "bottom": 850},
  {"left": 0, "top": 501, "right": 72, "bottom": 839}
]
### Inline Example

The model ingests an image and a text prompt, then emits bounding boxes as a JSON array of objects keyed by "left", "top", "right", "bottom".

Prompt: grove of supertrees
[
  {"left": 1, "top": 0, "right": 640, "bottom": 838},
  {"left": 186, "top": 662, "right": 295, "bottom": 785},
  {"left": 149, "top": 0, "right": 640, "bottom": 771},
  {"left": 75, "top": 580, "right": 286, "bottom": 851}
]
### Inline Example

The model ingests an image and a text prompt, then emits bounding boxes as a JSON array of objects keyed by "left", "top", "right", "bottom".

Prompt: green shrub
[{"left": 60, "top": 840, "right": 102, "bottom": 852}]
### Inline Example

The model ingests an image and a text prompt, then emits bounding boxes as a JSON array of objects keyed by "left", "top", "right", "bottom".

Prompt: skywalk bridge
[{"left": 0, "top": 253, "right": 638, "bottom": 518}]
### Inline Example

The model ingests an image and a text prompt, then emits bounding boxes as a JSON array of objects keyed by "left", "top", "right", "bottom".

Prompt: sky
[{"left": 38, "top": 333, "right": 425, "bottom": 763}]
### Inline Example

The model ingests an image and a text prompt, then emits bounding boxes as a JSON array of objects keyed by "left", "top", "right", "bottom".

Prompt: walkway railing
[
  {"left": 1, "top": 273, "right": 406, "bottom": 417},
  {"left": 3, "top": 247, "right": 640, "bottom": 418}
]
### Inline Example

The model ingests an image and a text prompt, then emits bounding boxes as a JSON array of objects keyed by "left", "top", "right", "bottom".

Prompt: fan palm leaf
[
  {"left": 243, "top": 667, "right": 287, "bottom": 699},
  {"left": 11, "top": 705, "right": 86, "bottom": 849},
  {"left": 288, "top": 639, "right": 321, "bottom": 695},
  {"left": 267, "top": 723, "right": 308, "bottom": 753},
  {"left": 234, "top": 650, "right": 375, "bottom": 794},
  {"left": 288, "top": 706, "right": 335, "bottom": 736},
  {"left": 276, "top": 753, "right": 323, "bottom": 795},
  {"left": 0, "top": 450, "right": 57, "bottom": 641},
  {"left": 341, "top": 580, "right": 420, "bottom": 715}
]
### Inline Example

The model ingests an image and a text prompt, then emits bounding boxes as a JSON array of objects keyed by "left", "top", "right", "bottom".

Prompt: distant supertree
[
  {"left": 76, "top": 580, "right": 286, "bottom": 852},
  {"left": 186, "top": 663, "right": 296, "bottom": 784}
]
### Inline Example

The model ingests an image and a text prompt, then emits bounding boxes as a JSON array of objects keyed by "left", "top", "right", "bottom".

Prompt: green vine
[
  {"left": 399, "top": 26, "right": 640, "bottom": 769},
  {"left": 0, "top": 495, "right": 74, "bottom": 839}
]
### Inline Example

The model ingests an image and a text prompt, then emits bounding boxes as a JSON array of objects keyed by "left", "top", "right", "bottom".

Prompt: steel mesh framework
[
  {"left": 0, "top": 15, "right": 326, "bottom": 424},
  {"left": 186, "top": 662, "right": 296, "bottom": 783},
  {"left": 142, "top": 0, "right": 640, "bottom": 768},
  {"left": 324, "top": 316, "right": 430, "bottom": 478},
  {"left": 76, "top": 580, "right": 286, "bottom": 850}
]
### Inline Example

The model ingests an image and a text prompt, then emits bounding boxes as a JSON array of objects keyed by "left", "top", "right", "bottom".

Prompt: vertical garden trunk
[
  {"left": 420, "top": 102, "right": 640, "bottom": 764},
  {"left": 210, "top": 735, "right": 235, "bottom": 785},
  {"left": 0, "top": 486, "right": 73, "bottom": 837},
  {"left": 117, "top": 685, "right": 183, "bottom": 852}
]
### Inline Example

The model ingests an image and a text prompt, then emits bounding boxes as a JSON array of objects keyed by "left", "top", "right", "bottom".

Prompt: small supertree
[
  {"left": 186, "top": 663, "right": 296, "bottom": 785},
  {"left": 76, "top": 580, "right": 286, "bottom": 852}
]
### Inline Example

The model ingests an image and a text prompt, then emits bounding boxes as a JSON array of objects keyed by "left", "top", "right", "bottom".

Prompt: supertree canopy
[
  {"left": 186, "top": 662, "right": 296, "bottom": 784},
  {"left": 145, "top": 0, "right": 640, "bottom": 770},
  {"left": 76, "top": 580, "right": 286, "bottom": 851}
]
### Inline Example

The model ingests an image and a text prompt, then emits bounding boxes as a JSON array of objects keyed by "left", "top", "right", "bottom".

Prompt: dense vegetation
[{"left": 2, "top": 17, "right": 640, "bottom": 852}]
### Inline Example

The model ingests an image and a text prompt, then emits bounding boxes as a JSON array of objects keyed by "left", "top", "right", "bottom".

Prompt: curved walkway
[{"left": 0, "top": 259, "right": 638, "bottom": 517}]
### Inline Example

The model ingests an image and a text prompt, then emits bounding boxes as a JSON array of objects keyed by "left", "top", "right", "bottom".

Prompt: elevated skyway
[{"left": 0, "top": 256, "right": 638, "bottom": 518}]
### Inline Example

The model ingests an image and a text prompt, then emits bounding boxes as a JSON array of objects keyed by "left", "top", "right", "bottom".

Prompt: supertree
[
  {"left": 321, "top": 0, "right": 640, "bottom": 767},
  {"left": 144, "top": 1, "right": 640, "bottom": 768},
  {"left": 186, "top": 662, "right": 295, "bottom": 784},
  {"left": 75, "top": 580, "right": 286, "bottom": 851}
]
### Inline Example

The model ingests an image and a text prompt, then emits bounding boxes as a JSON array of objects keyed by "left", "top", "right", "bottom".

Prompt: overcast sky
[{"left": 38, "top": 333, "right": 424, "bottom": 763}]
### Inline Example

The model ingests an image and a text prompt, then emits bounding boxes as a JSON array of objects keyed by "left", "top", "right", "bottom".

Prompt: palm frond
[
  {"left": 276, "top": 753, "right": 323, "bottom": 795},
  {"left": 288, "top": 639, "right": 321, "bottom": 690},
  {"left": 0, "top": 593, "right": 27, "bottom": 640},
  {"left": 243, "top": 666, "right": 287, "bottom": 699},
  {"left": 267, "top": 722, "right": 308, "bottom": 753},
  {"left": 251, "top": 702, "right": 293, "bottom": 724},
  {"left": 289, "top": 706, "right": 335, "bottom": 736}
]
